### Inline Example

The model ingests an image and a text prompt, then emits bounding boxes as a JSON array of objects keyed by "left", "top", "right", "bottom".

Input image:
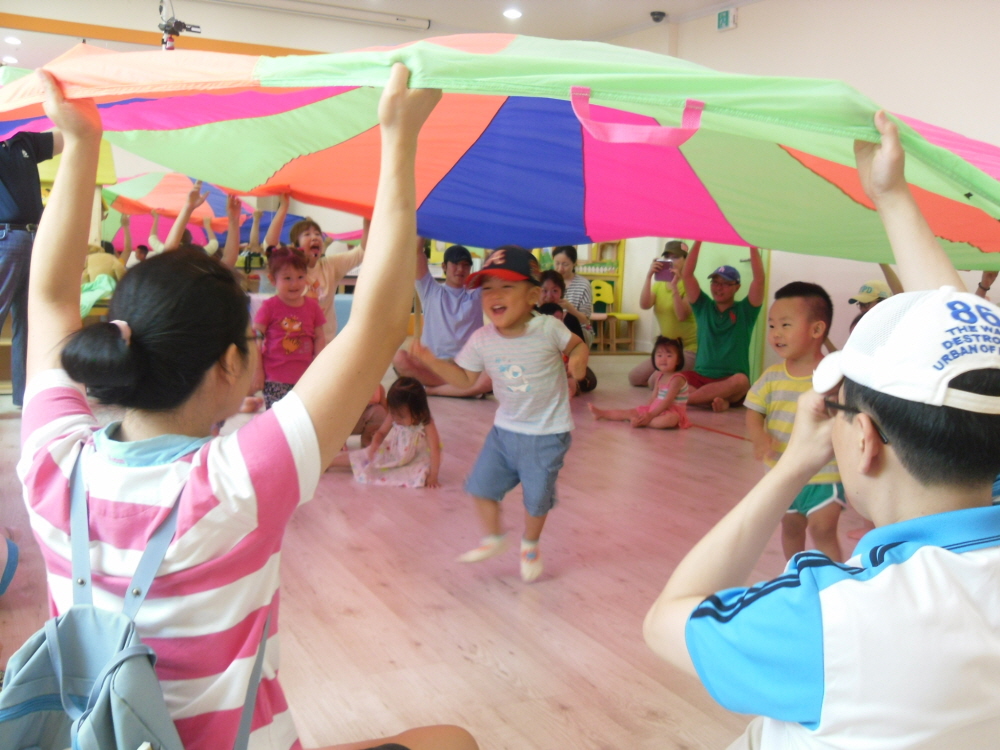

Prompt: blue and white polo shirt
[{"left": 687, "top": 505, "right": 1000, "bottom": 748}]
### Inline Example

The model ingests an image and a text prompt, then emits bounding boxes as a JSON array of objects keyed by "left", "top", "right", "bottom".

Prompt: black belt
[{"left": 0, "top": 223, "right": 38, "bottom": 232}]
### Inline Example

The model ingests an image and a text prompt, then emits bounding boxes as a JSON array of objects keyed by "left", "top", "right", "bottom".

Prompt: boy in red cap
[{"left": 411, "top": 245, "right": 588, "bottom": 581}]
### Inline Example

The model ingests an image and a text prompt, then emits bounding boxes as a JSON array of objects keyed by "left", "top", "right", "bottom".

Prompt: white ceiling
[{"left": 0, "top": 0, "right": 757, "bottom": 71}]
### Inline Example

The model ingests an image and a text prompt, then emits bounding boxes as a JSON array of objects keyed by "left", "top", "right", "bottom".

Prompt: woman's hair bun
[{"left": 61, "top": 321, "right": 140, "bottom": 394}]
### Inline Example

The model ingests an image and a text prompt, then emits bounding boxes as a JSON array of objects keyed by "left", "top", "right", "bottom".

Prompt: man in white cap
[{"left": 644, "top": 111, "right": 1000, "bottom": 749}]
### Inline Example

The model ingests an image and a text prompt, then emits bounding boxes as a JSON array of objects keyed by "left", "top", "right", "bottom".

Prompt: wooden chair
[
  {"left": 590, "top": 279, "right": 637, "bottom": 352},
  {"left": 590, "top": 279, "right": 615, "bottom": 351}
]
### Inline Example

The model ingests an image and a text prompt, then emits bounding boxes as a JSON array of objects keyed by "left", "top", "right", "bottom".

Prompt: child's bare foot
[
  {"left": 711, "top": 397, "right": 731, "bottom": 412},
  {"left": 588, "top": 404, "right": 605, "bottom": 420}
]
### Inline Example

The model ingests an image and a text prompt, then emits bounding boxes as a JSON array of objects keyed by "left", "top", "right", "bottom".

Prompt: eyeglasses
[{"left": 823, "top": 398, "right": 890, "bottom": 444}]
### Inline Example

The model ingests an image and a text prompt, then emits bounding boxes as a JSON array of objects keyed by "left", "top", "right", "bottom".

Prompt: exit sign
[{"left": 717, "top": 8, "right": 738, "bottom": 31}]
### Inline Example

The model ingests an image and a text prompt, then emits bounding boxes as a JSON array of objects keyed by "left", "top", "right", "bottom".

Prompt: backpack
[{"left": 0, "top": 450, "right": 269, "bottom": 750}]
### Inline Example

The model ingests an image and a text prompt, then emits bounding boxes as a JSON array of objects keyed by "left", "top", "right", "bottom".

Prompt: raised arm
[
  {"left": 415, "top": 235, "right": 430, "bottom": 279},
  {"left": 977, "top": 271, "right": 998, "bottom": 300},
  {"left": 747, "top": 246, "right": 765, "bottom": 308},
  {"left": 164, "top": 180, "right": 207, "bottom": 251},
  {"left": 879, "top": 263, "right": 904, "bottom": 295},
  {"left": 248, "top": 208, "right": 263, "bottom": 253},
  {"left": 27, "top": 71, "right": 103, "bottom": 379},
  {"left": 293, "top": 65, "right": 441, "bottom": 469},
  {"left": 221, "top": 194, "right": 242, "bottom": 268},
  {"left": 639, "top": 259, "right": 661, "bottom": 310},
  {"left": 855, "top": 111, "right": 964, "bottom": 291},
  {"left": 202, "top": 216, "right": 218, "bottom": 254},
  {"left": 671, "top": 275, "right": 692, "bottom": 321},
  {"left": 644, "top": 391, "right": 834, "bottom": 674},
  {"left": 680, "top": 240, "right": 703, "bottom": 305},
  {"left": 119, "top": 213, "right": 133, "bottom": 267},
  {"left": 148, "top": 209, "right": 165, "bottom": 254},
  {"left": 263, "top": 193, "right": 289, "bottom": 248}
]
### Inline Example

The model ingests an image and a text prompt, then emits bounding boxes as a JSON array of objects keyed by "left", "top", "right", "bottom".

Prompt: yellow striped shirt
[{"left": 746, "top": 362, "right": 840, "bottom": 484}]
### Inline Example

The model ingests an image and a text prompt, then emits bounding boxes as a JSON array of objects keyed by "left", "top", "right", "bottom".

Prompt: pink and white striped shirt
[{"left": 17, "top": 369, "right": 322, "bottom": 750}]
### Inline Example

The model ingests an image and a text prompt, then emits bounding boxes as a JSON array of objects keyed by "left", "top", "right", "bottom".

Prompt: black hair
[
  {"left": 774, "top": 281, "right": 833, "bottom": 333},
  {"left": 290, "top": 218, "right": 323, "bottom": 248},
  {"left": 552, "top": 245, "right": 577, "bottom": 264},
  {"left": 536, "top": 302, "right": 585, "bottom": 339},
  {"left": 387, "top": 376, "right": 432, "bottom": 426},
  {"left": 843, "top": 370, "right": 1000, "bottom": 486},
  {"left": 101, "top": 241, "right": 116, "bottom": 255},
  {"left": 849, "top": 310, "right": 866, "bottom": 332},
  {"left": 61, "top": 248, "right": 250, "bottom": 411},
  {"left": 650, "top": 336, "right": 685, "bottom": 373},
  {"left": 540, "top": 270, "right": 566, "bottom": 295}
]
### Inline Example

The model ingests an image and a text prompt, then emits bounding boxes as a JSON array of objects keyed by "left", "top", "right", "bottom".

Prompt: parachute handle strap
[{"left": 570, "top": 86, "right": 704, "bottom": 147}]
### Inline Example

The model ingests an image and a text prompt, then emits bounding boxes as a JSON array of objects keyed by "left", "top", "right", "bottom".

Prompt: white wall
[
  {"left": 6, "top": 0, "right": 433, "bottom": 54},
  {"left": 615, "top": 0, "right": 1000, "bottom": 145},
  {"left": 614, "top": 0, "right": 1000, "bottom": 353}
]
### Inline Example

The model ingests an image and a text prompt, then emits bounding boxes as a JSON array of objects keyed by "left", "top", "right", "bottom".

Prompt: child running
[
  {"left": 411, "top": 245, "right": 589, "bottom": 582},
  {"left": 254, "top": 246, "right": 326, "bottom": 408},
  {"left": 745, "top": 281, "right": 844, "bottom": 561},
  {"left": 348, "top": 377, "right": 442, "bottom": 488},
  {"left": 589, "top": 336, "right": 690, "bottom": 429}
]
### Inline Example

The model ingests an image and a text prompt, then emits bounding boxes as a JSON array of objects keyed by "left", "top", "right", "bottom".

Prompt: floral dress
[{"left": 349, "top": 423, "right": 431, "bottom": 487}]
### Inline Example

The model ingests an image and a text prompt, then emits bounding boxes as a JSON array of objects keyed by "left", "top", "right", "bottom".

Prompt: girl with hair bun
[{"left": 19, "top": 68, "right": 474, "bottom": 750}]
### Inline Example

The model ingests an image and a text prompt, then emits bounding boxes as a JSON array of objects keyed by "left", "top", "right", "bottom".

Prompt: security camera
[{"left": 650, "top": 11, "right": 666, "bottom": 23}]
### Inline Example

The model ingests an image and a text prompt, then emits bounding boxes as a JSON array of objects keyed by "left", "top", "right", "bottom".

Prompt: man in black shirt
[{"left": 0, "top": 129, "right": 63, "bottom": 407}]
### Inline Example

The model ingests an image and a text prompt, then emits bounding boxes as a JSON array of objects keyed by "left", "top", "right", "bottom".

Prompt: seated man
[
  {"left": 678, "top": 244, "right": 765, "bottom": 411},
  {"left": 644, "top": 111, "right": 1000, "bottom": 749},
  {"left": 394, "top": 243, "right": 491, "bottom": 397}
]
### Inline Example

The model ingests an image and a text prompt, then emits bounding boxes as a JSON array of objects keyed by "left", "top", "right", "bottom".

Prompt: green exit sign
[{"left": 717, "top": 8, "right": 738, "bottom": 31}]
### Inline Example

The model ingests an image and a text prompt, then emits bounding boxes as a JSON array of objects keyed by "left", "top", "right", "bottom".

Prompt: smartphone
[{"left": 654, "top": 259, "right": 675, "bottom": 282}]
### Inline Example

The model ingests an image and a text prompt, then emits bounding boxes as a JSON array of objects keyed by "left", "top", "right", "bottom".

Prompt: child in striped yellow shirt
[{"left": 746, "top": 282, "right": 844, "bottom": 561}]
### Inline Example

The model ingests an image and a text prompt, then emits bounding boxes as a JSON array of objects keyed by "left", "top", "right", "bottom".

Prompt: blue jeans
[{"left": 0, "top": 228, "right": 32, "bottom": 406}]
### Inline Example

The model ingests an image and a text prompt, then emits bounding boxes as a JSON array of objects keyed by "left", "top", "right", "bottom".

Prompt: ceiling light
[
  {"left": 2, "top": 56, "right": 18, "bottom": 65},
  {"left": 4, "top": 36, "right": 21, "bottom": 46},
  {"left": 503, "top": 9, "right": 522, "bottom": 19}
]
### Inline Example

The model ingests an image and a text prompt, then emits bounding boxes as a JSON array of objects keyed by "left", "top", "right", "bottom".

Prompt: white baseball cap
[{"left": 813, "top": 287, "right": 1000, "bottom": 413}]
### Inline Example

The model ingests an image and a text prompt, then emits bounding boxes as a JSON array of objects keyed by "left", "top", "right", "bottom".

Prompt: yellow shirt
[{"left": 652, "top": 280, "right": 698, "bottom": 352}]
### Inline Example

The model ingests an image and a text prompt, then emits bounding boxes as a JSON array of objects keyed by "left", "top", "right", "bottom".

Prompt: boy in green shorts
[{"left": 746, "top": 281, "right": 844, "bottom": 561}]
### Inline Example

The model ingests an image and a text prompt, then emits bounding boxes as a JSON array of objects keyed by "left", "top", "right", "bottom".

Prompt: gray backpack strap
[
  {"left": 68, "top": 446, "right": 181, "bottom": 619},
  {"left": 69, "top": 451, "right": 94, "bottom": 606},
  {"left": 233, "top": 611, "right": 272, "bottom": 750}
]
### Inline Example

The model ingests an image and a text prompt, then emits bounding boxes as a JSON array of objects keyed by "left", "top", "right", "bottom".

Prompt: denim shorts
[{"left": 465, "top": 426, "right": 571, "bottom": 517}]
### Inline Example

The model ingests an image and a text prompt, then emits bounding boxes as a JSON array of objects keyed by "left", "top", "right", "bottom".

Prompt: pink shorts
[{"left": 636, "top": 402, "right": 691, "bottom": 429}]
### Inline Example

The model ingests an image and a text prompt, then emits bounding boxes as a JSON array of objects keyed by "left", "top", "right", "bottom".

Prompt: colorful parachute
[
  {"left": 2, "top": 34, "right": 998, "bottom": 268},
  {"left": 102, "top": 172, "right": 252, "bottom": 232}
]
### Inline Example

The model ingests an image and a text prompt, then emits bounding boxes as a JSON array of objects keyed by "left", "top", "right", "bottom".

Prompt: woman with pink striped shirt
[{"left": 17, "top": 68, "right": 475, "bottom": 750}]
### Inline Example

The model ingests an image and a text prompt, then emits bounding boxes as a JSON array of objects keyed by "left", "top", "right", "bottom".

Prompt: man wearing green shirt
[{"left": 678, "top": 242, "right": 765, "bottom": 411}]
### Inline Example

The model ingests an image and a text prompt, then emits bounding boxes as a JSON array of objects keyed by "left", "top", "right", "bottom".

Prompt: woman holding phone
[{"left": 629, "top": 240, "right": 699, "bottom": 387}]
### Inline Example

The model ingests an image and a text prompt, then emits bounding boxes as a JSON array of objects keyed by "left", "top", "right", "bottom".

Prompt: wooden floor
[{"left": 0, "top": 354, "right": 868, "bottom": 749}]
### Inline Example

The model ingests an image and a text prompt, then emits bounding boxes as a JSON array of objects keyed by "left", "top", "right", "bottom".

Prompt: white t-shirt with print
[{"left": 456, "top": 314, "right": 573, "bottom": 435}]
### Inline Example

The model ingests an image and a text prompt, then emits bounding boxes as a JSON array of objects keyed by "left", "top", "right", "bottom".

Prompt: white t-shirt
[
  {"left": 455, "top": 314, "right": 573, "bottom": 435},
  {"left": 415, "top": 272, "right": 483, "bottom": 360}
]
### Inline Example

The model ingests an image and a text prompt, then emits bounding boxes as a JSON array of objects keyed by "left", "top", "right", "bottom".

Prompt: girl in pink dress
[{"left": 589, "top": 337, "right": 691, "bottom": 429}]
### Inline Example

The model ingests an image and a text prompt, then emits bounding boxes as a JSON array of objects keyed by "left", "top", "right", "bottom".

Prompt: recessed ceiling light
[
  {"left": 503, "top": 8, "right": 522, "bottom": 20},
  {"left": 4, "top": 36, "right": 22, "bottom": 46},
  {"left": 2, "top": 56, "right": 18, "bottom": 65}
]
